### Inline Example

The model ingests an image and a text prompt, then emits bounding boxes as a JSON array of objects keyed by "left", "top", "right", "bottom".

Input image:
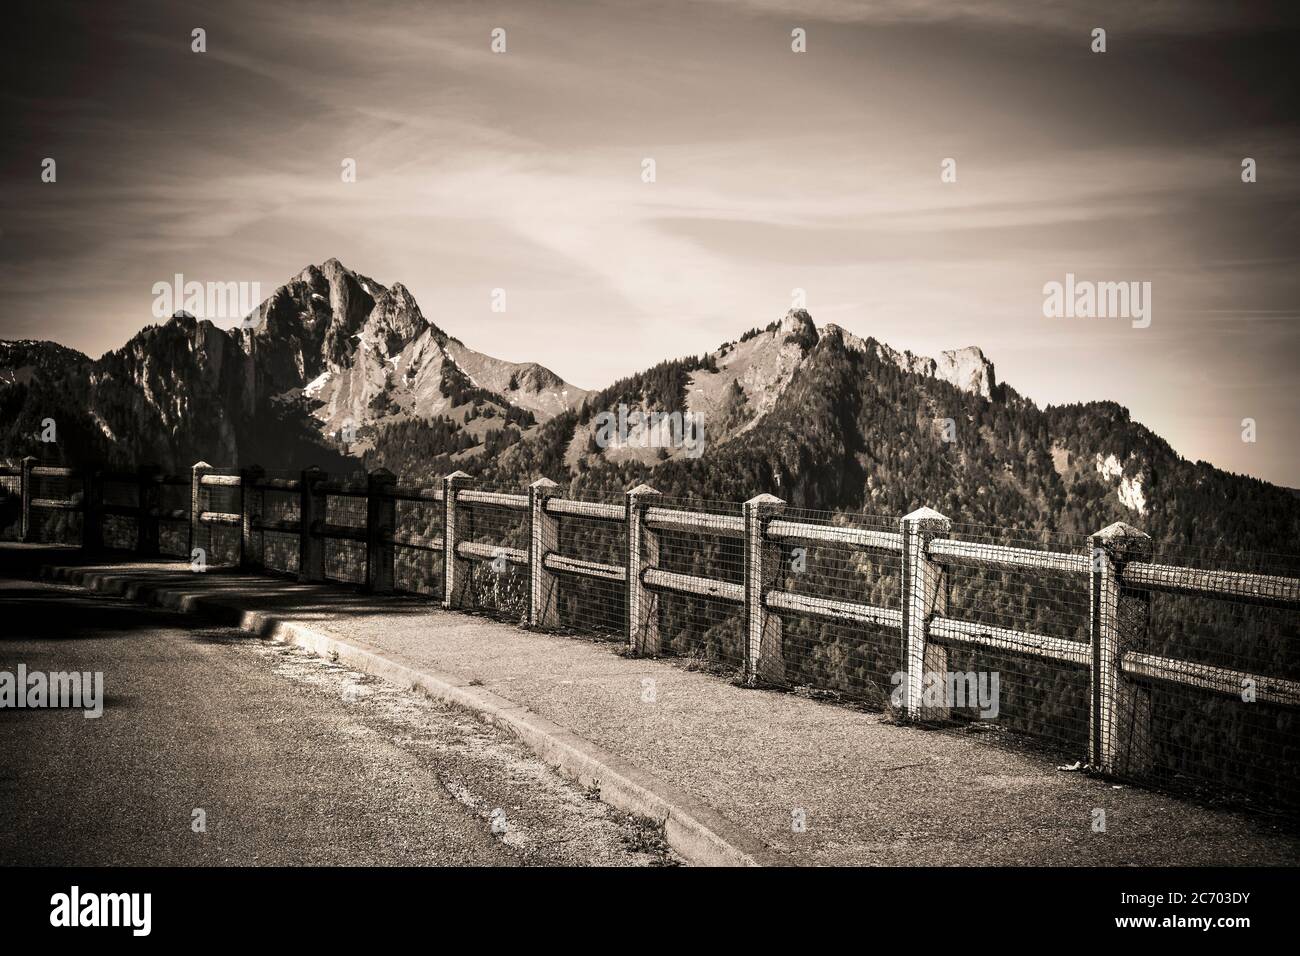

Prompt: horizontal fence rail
[
  {"left": 927, "top": 537, "right": 1091, "bottom": 576},
  {"left": 765, "top": 589, "right": 902, "bottom": 630},
  {"left": 1120, "top": 652, "right": 1300, "bottom": 707},
  {"left": 644, "top": 567, "right": 745, "bottom": 603},
  {"left": 765, "top": 519, "right": 903, "bottom": 554},
  {"left": 544, "top": 497, "right": 624, "bottom": 522},
  {"left": 644, "top": 506, "right": 744, "bottom": 537},
  {"left": 1123, "top": 561, "right": 1300, "bottom": 608},
  {"left": 6, "top": 454, "right": 1298, "bottom": 809},
  {"left": 928, "top": 616, "right": 1093, "bottom": 667}
]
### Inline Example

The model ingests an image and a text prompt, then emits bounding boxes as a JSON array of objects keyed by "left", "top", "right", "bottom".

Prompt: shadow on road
[{"left": 0, "top": 544, "right": 441, "bottom": 637}]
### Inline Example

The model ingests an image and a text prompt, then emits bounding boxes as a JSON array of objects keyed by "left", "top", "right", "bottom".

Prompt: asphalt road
[{"left": 0, "top": 575, "right": 678, "bottom": 866}]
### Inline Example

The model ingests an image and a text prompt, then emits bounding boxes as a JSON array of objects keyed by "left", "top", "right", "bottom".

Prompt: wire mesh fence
[
  {"left": 254, "top": 469, "right": 303, "bottom": 578},
  {"left": 548, "top": 489, "right": 626, "bottom": 640},
  {"left": 453, "top": 481, "right": 529, "bottom": 623},
  {"left": 646, "top": 495, "right": 745, "bottom": 676},
  {"left": 27, "top": 469, "right": 83, "bottom": 546},
  {"left": 1125, "top": 542, "right": 1300, "bottom": 811},
  {"left": 322, "top": 471, "right": 368, "bottom": 586},
  {"left": 100, "top": 473, "right": 139, "bottom": 552},
  {"left": 933, "top": 522, "right": 1094, "bottom": 758},
  {"left": 394, "top": 493, "right": 443, "bottom": 598},
  {"left": 158, "top": 476, "right": 191, "bottom": 557},
  {"left": 768, "top": 505, "right": 903, "bottom": 704}
]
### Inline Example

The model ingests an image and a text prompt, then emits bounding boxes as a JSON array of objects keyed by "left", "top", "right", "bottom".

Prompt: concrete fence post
[
  {"left": 298, "top": 467, "right": 326, "bottom": 583},
  {"left": 744, "top": 493, "right": 787, "bottom": 685},
  {"left": 625, "top": 484, "right": 661, "bottom": 655},
  {"left": 1089, "top": 521, "right": 1154, "bottom": 777},
  {"left": 366, "top": 468, "right": 397, "bottom": 593},
  {"left": 901, "top": 506, "right": 952, "bottom": 719},
  {"left": 81, "top": 467, "right": 103, "bottom": 553},
  {"left": 442, "top": 471, "right": 473, "bottom": 609},
  {"left": 240, "top": 465, "right": 265, "bottom": 571},
  {"left": 528, "top": 477, "right": 560, "bottom": 628},
  {"left": 190, "top": 461, "right": 210, "bottom": 560},
  {"left": 20, "top": 456, "right": 36, "bottom": 542},
  {"left": 136, "top": 465, "right": 161, "bottom": 557}
]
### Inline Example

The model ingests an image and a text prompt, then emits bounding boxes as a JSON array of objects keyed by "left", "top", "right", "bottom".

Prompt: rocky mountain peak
[
  {"left": 935, "top": 346, "right": 997, "bottom": 399},
  {"left": 779, "top": 308, "right": 816, "bottom": 337},
  {"left": 820, "top": 324, "right": 998, "bottom": 400},
  {"left": 363, "top": 282, "right": 428, "bottom": 355}
]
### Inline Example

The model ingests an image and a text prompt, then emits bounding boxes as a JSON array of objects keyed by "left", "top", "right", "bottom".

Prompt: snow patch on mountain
[
  {"left": 1119, "top": 474, "right": 1147, "bottom": 515},
  {"left": 304, "top": 371, "right": 330, "bottom": 398},
  {"left": 91, "top": 411, "right": 115, "bottom": 441},
  {"left": 1095, "top": 453, "right": 1124, "bottom": 480},
  {"left": 1095, "top": 452, "right": 1147, "bottom": 515}
]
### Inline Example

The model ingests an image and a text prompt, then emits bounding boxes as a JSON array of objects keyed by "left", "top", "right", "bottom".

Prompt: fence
[{"left": 8, "top": 455, "right": 1299, "bottom": 811}]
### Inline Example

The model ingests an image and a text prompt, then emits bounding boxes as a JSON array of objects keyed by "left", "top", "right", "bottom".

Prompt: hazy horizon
[{"left": 3, "top": 0, "right": 1298, "bottom": 485}]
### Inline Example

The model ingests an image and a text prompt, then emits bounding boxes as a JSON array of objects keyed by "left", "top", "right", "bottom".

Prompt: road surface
[{"left": 0, "top": 575, "right": 678, "bottom": 866}]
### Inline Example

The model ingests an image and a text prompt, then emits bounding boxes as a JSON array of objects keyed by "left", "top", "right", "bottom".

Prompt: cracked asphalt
[{"left": 0, "top": 576, "right": 680, "bottom": 866}]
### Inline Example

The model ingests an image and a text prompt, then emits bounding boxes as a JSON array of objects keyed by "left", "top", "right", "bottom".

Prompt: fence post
[
  {"left": 366, "top": 468, "right": 397, "bottom": 593},
  {"left": 1089, "top": 521, "right": 1154, "bottom": 777},
  {"left": 81, "top": 467, "right": 103, "bottom": 553},
  {"left": 442, "top": 471, "right": 473, "bottom": 609},
  {"left": 240, "top": 465, "right": 264, "bottom": 571},
  {"left": 298, "top": 467, "right": 326, "bottom": 583},
  {"left": 625, "top": 484, "right": 661, "bottom": 655},
  {"left": 136, "top": 465, "right": 160, "bottom": 557},
  {"left": 20, "top": 456, "right": 36, "bottom": 542},
  {"left": 744, "top": 493, "right": 787, "bottom": 685},
  {"left": 901, "top": 507, "right": 952, "bottom": 719},
  {"left": 190, "top": 461, "right": 210, "bottom": 562},
  {"left": 528, "top": 477, "right": 560, "bottom": 628}
]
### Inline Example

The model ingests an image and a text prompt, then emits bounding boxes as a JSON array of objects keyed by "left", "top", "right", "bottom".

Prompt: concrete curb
[{"left": 40, "top": 563, "right": 778, "bottom": 868}]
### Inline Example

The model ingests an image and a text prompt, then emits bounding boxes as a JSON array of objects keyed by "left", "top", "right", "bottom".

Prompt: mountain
[
  {"left": 0, "top": 259, "right": 588, "bottom": 472},
  {"left": 379, "top": 308, "right": 1296, "bottom": 557},
  {"left": 5, "top": 267, "right": 1296, "bottom": 555}
]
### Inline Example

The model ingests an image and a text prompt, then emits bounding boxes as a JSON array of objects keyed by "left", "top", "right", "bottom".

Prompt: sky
[{"left": 3, "top": 0, "right": 1299, "bottom": 485}]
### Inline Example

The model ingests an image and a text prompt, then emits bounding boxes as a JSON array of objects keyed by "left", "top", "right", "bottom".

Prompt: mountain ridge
[
  {"left": 3, "top": 260, "right": 1296, "bottom": 555},
  {"left": 0, "top": 259, "right": 588, "bottom": 471}
]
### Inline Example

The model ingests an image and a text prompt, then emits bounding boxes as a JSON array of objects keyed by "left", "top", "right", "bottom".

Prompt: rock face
[
  {"left": 285, "top": 265, "right": 589, "bottom": 446},
  {"left": 934, "top": 346, "right": 998, "bottom": 399},
  {"left": 443, "top": 340, "right": 581, "bottom": 422},
  {"left": 822, "top": 324, "right": 998, "bottom": 399}
]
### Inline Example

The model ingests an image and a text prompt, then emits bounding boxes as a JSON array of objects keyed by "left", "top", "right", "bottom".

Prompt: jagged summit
[
  {"left": 559, "top": 307, "right": 1001, "bottom": 471},
  {"left": 243, "top": 260, "right": 588, "bottom": 446},
  {"left": 362, "top": 282, "right": 429, "bottom": 355},
  {"left": 779, "top": 308, "right": 817, "bottom": 339},
  {"left": 822, "top": 322, "right": 997, "bottom": 399},
  {"left": 0, "top": 259, "right": 589, "bottom": 469}
]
